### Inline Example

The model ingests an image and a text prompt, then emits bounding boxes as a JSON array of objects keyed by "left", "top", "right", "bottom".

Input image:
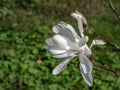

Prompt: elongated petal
[
  {"left": 75, "top": 11, "right": 88, "bottom": 28},
  {"left": 45, "top": 38, "right": 55, "bottom": 47},
  {"left": 45, "top": 45, "right": 67, "bottom": 55},
  {"left": 79, "top": 51, "right": 92, "bottom": 73},
  {"left": 53, "top": 35, "right": 70, "bottom": 50},
  {"left": 53, "top": 25, "right": 59, "bottom": 33},
  {"left": 45, "top": 45, "right": 49, "bottom": 50},
  {"left": 80, "top": 56, "right": 93, "bottom": 74},
  {"left": 49, "top": 48, "right": 66, "bottom": 55},
  {"left": 78, "top": 18, "right": 84, "bottom": 37},
  {"left": 62, "top": 35, "right": 80, "bottom": 50},
  {"left": 90, "top": 39, "right": 106, "bottom": 48},
  {"left": 79, "top": 36, "right": 88, "bottom": 47},
  {"left": 53, "top": 53, "right": 68, "bottom": 58},
  {"left": 71, "top": 13, "right": 84, "bottom": 37},
  {"left": 84, "top": 45, "right": 92, "bottom": 57},
  {"left": 93, "top": 39, "right": 106, "bottom": 45},
  {"left": 81, "top": 73, "right": 93, "bottom": 86},
  {"left": 71, "top": 11, "right": 88, "bottom": 29},
  {"left": 52, "top": 56, "right": 73, "bottom": 75},
  {"left": 53, "top": 50, "right": 77, "bottom": 58},
  {"left": 53, "top": 21, "right": 80, "bottom": 42},
  {"left": 79, "top": 52, "right": 93, "bottom": 86}
]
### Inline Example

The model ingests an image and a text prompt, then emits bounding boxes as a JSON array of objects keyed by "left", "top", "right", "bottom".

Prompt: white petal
[
  {"left": 75, "top": 11, "right": 87, "bottom": 28},
  {"left": 81, "top": 57, "right": 92, "bottom": 73},
  {"left": 53, "top": 35, "right": 70, "bottom": 50},
  {"left": 62, "top": 35, "right": 80, "bottom": 50},
  {"left": 49, "top": 48, "right": 66, "bottom": 55},
  {"left": 71, "top": 11, "right": 88, "bottom": 29},
  {"left": 93, "top": 39, "right": 106, "bottom": 45},
  {"left": 84, "top": 45, "right": 92, "bottom": 57},
  {"left": 71, "top": 12, "right": 84, "bottom": 37},
  {"left": 53, "top": 51, "right": 77, "bottom": 58},
  {"left": 53, "top": 21, "right": 80, "bottom": 42},
  {"left": 80, "top": 63, "right": 87, "bottom": 73},
  {"left": 81, "top": 73, "right": 93, "bottom": 86},
  {"left": 71, "top": 12, "right": 82, "bottom": 19},
  {"left": 90, "top": 39, "right": 106, "bottom": 48},
  {"left": 45, "top": 45, "right": 49, "bottom": 50},
  {"left": 78, "top": 18, "right": 84, "bottom": 37},
  {"left": 53, "top": 53, "right": 68, "bottom": 58},
  {"left": 79, "top": 53, "right": 92, "bottom": 74},
  {"left": 53, "top": 26, "right": 59, "bottom": 33},
  {"left": 79, "top": 36, "right": 88, "bottom": 47},
  {"left": 52, "top": 56, "right": 73, "bottom": 75},
  {"left": 79, "top": 53, "right": 93, "bottom": 86},
  {"left": 45, "top": 45, "right": 67, "bottom": 55},
  {"left": 45, "top": 38, "right": 55, "bottom": 47}
]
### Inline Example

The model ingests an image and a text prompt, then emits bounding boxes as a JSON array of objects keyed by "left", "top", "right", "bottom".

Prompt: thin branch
[
  {"left": 90, "top": 0, "right": 120, "bottom": 76},
  {"left": 107, "top": 0, "right": 120, "bottom": 23},
  {"left": 94, "top": 49, "right": 120, "bottom": 53},
  {"left": 87, "top": 55, "right": 120, "bottom": 77},
  {"left": 102, "top": 40, "right": 120, "bottom": 53},
  {"left": 92, "top": 61, "right": 120, "bottom": 77},
  {"left": 90, "top": 29, "right": 120, "bottom": 53},
  {"left": 88, "top": 0, "right": 120, "bottom": 53}
]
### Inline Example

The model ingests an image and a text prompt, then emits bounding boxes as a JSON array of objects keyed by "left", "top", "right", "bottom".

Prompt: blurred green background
[{"left": 0, "top": 0, "right": 120, "bottom": 90}]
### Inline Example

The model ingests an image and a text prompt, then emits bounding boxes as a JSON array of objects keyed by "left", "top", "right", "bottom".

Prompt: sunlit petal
[
  {"left": 62, "top": 35, "right": 80, "bottom": 50},
  {"left": 71, "top": 12, "right": 84, "bottom": 37},
  {"left": 75, "top": 11, "right": 87, "bottom": 28},
  {"left": 53, "top": 21, "right": 80, "bottom": 42},
  {"left": 53, "top": 53, "right": 68, "bottom": 58},
  {"left": 71, "top": 11, "right": 88, "bottom": 29},
  {"left": 84, "top": 45, "right": 92, "bottom": 57},
  {"left": 90, "top": 39, "right": 106, "bottom": 48},
  {"left": 79, "top": 36, "right": 88, "bottom": 47},
  {"left": 53, "top": 51, "right": 77, "bottom": 58},
  {"left": 53, "top": 35, "right": 70, "bottom": 50},
  {"left": 53, "top": 25, "right": 60, "bottom": 33},
  {"left": 79, "top": 52, "right": 92, "bottom": 74},
  {"left": 45, "top": 38, "right": 55, "bottom": 47},
  {"left": 52, "top": 56, "right": 73, "bottom": 75},
  {"left": 78, "top": 18, "right": 84, "bottom": 37},
  {"left": 49, "top": 48, "right": 66, "bottom": 55},
  {"left": 81, "top": 73, "right": 93, "bottom": 86},
  {"left": 81, "top": 57, "right": 93, "bottom": 73}
]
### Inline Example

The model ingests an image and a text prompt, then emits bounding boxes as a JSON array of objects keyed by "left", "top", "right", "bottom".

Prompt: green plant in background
[{"left": 0, "top": 0, "right": 120, "bottom": 90}]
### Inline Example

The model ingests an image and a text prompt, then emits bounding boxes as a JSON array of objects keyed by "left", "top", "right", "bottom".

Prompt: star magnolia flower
[{"left": 45, "top": 11, "right": 106, "bottom": 86}]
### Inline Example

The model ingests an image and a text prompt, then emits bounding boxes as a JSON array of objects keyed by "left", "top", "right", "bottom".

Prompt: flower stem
[{"left": 92, "top": 61, "right": 120, "bottom": 77}]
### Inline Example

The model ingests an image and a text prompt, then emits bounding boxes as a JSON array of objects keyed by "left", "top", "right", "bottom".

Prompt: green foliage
[{"left": 0, "top": 0, "right": 120, "bottom": 90}]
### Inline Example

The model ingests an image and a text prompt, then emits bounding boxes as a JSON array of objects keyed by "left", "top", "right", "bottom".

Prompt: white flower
[{"left": 45, "top": 11, "right": 106, "bottom": 86}]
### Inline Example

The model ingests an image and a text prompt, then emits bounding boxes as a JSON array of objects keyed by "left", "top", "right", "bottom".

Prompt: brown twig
[
  {"left": 92, "top": 61, "right": 120, "bottom": 77},
  {"left": 107, "top": 0, "right": 120, "bottom": 23},
  {"left": 88, "top": 0, "right": 120, "bottom": 53},
  {"left": 89, "top": 26, "right": 120, "bottom": 53},
  {"left": 88, "top": 55, "right": 120, "bottom": 77},
  {"left": 94, "top": 49, "right": 120, "bottom": 53}
]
